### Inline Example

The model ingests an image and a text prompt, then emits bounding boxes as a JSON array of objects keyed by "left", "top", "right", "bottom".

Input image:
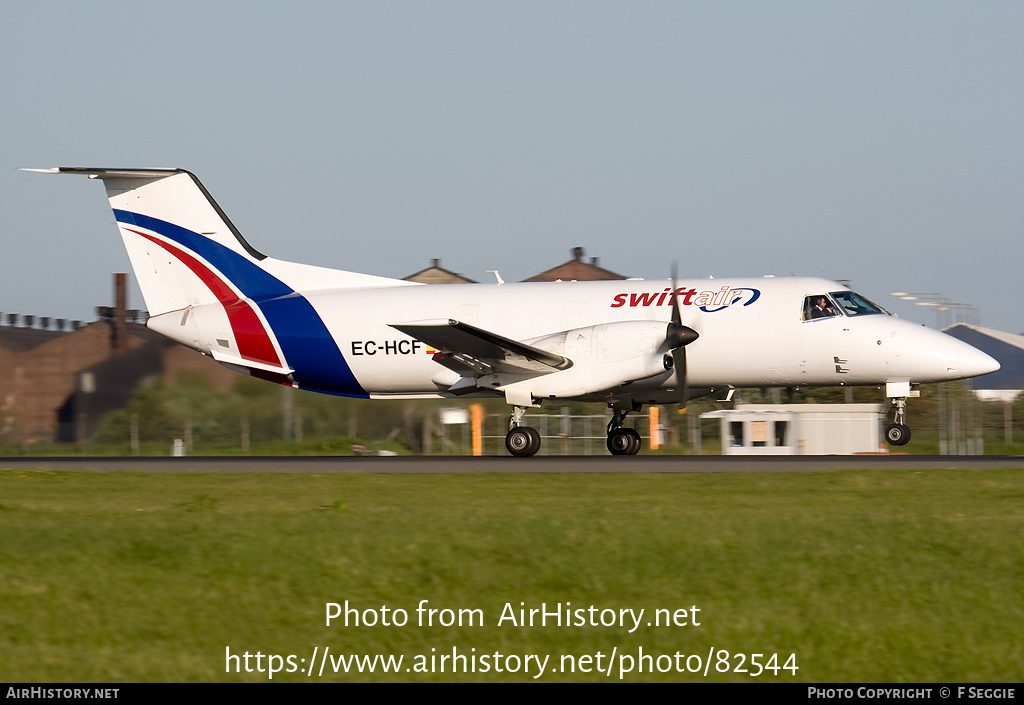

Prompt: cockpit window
[
  {"left": 830, "top": 291, "right": 887, "bottom": 317},
  {"left": 803, "top": 295, "right": 840, "bottom": 321}
]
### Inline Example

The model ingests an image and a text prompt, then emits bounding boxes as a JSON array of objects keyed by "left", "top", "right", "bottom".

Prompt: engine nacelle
[{"left": 512, "top": 320, "right": 673, "bottom": 398}]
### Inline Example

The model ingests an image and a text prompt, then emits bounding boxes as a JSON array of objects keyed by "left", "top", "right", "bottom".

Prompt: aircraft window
[
  {"left": 803, "top": 295, "right": 839, "bottom": 321},
  {"left": 830, "top": 291, "right": 887, "bottom": 317}
]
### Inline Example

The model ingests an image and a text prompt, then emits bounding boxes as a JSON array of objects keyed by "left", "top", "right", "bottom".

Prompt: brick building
[{"left": 0, "top": 276, "right": 233, "bottom": 446}]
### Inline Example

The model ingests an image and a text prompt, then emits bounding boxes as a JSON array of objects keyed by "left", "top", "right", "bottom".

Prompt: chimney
[{"left": 113, "top": 273, "right": 127, "bottom": 353}]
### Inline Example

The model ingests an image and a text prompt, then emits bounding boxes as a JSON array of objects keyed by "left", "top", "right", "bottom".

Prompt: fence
[{"left": 441, "top": 407, "right": 658, "bottom": 456}]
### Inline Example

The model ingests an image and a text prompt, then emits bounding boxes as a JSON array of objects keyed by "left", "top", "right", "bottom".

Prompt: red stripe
[{"left": 128, "top": 229, "right": 283, "bottom": 368}]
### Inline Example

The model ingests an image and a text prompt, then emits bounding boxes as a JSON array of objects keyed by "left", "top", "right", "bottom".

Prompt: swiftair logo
[{"left": 611, "top": 287, "right": 760, "bottom": 313}]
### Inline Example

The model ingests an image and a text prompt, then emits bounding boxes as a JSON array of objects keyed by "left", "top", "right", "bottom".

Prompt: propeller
[{"left": 665, "top": 263, "right": 699, "bottom": 404}]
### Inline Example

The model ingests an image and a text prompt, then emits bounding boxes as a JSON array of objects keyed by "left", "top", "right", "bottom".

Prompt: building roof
[
  {"left": 943, "top": 323, "right": 1024, "bottom": 392},
  {"left": 0, "top": 325, "right": 66, "bottom": 352},
  {"left": 521, "top": 247, "right": 627, "bottom": 282},
  {"left": 403, "top": 258, "right": 476, "bottom": 284}
]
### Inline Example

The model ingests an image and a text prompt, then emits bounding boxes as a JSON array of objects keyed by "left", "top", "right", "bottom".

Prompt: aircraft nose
[
  {"left": 958, "top": 344, "right": 1000, "bottom": 379},
  {"left": 887, "top": 323, "right": 1000, "bottom": 382},
  {"left": 932, "top": 332, "right": 1000, "bottom": 380}
]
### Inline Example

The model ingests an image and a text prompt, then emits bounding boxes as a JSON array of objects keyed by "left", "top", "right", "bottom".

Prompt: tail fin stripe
[
  {"left": 129, "top": 228, "right": 283, "bottom": 369},
  {"left": 120, "top": 213, "right": 368, "bottom": 397},
  {"left": 115, "top": 209, "right": 290, "bottom": 301}
]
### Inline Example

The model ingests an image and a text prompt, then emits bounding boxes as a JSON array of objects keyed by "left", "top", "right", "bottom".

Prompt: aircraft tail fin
[
  {"left": 27, "top": 167, "right": 412, "bottom": 317},
  {"left": 26, "top": 168, "right": 274, "bottom": 316}
]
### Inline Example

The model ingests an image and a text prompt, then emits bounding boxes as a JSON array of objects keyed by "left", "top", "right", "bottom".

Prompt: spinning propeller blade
[{"left": 665, "top": 263, "right": 698, "bottom": 404}]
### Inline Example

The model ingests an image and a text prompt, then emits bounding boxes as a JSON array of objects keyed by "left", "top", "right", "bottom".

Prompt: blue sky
[{"left": 3, "top": 1, "right": 1022, "bottom": 331}]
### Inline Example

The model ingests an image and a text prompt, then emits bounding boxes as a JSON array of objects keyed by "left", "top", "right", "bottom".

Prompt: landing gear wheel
[
  {"left": 506, "top": 426, "right": 541, "bottom": 457},
  {"left": 885, "top": 423, "right": 911, "bottom": 446},
  {"left": 607, "top": 428, "right": 642, "bottom": 456}
]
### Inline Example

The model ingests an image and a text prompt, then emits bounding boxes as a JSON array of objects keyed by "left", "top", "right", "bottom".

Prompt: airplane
[{"left": 27, "top": 167, "right": 1000, "bottom": 456}]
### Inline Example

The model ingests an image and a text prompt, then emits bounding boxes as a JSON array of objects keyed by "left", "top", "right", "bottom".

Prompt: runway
[{"left": 3, "top": 454, "right": 1024, "bottom": 473}]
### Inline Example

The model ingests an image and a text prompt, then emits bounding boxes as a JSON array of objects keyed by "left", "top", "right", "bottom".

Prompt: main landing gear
[
  {"left": 505, "top": 405, "right": 541, "bottom": 457},
  {"left": 885, "top": 396, "right": 912, "bottom": 446},
  {"left": 606, "top": 402, "right": 642, "bottom": 456},
  {"left": 503, "top": 402, "right": 646, "bottom": 457}
]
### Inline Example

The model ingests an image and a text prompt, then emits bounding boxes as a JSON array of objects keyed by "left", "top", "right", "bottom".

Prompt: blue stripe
[
  {"left": 116, "top": 210, "right": 368, "bottom": 398},
  {"left": 116, "top": 210, "right": 289, "bottom": 299}
]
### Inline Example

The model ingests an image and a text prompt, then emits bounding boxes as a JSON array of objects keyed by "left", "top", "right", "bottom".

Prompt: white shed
[{"left": 701, "top": 403, "right": 884, "bottom": 455}]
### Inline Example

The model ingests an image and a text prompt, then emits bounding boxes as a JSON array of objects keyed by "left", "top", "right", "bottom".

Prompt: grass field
[{"left": 0, "top": 468, "right": 1021, "bottom": 682}]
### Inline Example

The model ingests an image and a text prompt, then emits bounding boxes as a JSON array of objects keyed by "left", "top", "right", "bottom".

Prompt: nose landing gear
[{"left": 885, "top": 389, "right": 912, "bottom": 447}]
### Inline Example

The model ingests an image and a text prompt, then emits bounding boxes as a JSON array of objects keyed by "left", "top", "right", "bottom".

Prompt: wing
[{"left": 389, "top": 319, "right": 572, "bottom": 375}]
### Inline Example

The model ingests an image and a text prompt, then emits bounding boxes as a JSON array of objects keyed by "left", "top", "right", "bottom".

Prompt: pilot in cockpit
[{"left": 808, "top": 296, "right": 835, "bottom": 320}]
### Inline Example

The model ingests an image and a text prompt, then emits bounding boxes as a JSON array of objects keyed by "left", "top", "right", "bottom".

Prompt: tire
[
  {"left": 607, "top": 428, "right": 643, "bottom": 456},
  {"left": 506, "top": 426, "right": 541, "bottom": 457},
  {"left": 623, "top": 428, "right": 642, "bottom": 455},
  {"left": 885, "top": 423, "right": 911, "bottom": 446}
]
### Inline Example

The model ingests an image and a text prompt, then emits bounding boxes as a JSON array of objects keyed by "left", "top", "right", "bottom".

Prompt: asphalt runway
[{"left": 2, "top": 455, "right": 1024, "bottom": 473}]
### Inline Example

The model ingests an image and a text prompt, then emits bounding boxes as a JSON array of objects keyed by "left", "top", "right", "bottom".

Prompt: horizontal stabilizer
[{"left": 24, "top": 167, "right": 181, "bottom": 178}]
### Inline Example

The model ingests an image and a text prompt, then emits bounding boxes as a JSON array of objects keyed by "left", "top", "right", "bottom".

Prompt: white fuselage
[{"left": 149, "top": 274, "right": 997, "bottom": 404}]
